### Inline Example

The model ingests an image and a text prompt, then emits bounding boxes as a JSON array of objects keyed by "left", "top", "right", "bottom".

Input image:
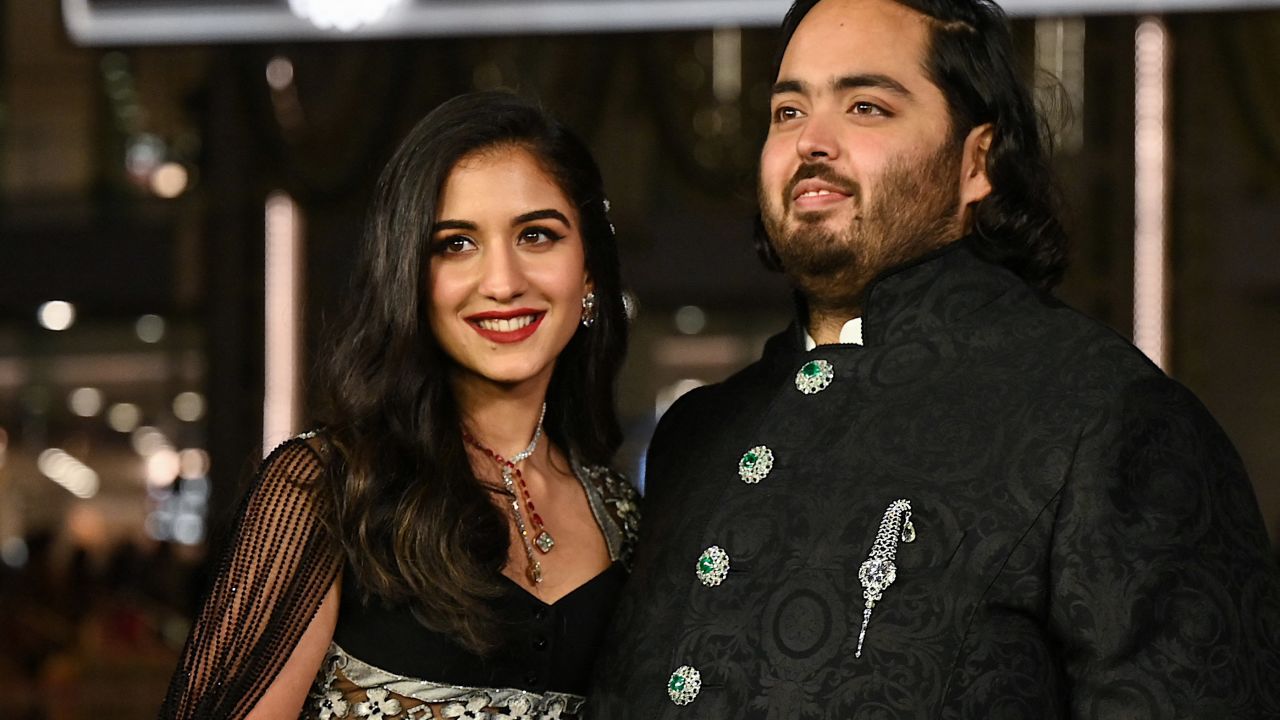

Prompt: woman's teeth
[{"left": 476, "top": 315, "right": 535, "bottom": 332}]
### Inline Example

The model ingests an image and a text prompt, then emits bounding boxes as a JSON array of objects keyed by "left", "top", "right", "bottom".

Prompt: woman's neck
[{"left": 454, "top": 376, "right": 550, "bottom": 460}]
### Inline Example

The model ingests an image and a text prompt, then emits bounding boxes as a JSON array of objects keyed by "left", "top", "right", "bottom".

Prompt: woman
[{"left": 160, "top": 92, "right": 638, "bottom": 720}]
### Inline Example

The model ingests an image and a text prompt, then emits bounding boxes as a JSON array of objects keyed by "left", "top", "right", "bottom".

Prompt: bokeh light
[
  {"left": 173, "top": 391, "right": 206, "bottom": 422},
  {"left": 136, "top": 314, "right": 166, "bottom": 343},
  {"left": 146, "top": 448, "right": 180, "bottom": 487},
  {"left": 1, "top": 538, "right": 29, "bottom": 569},
  {"left": 131, "top": 425, "right": 170, "bottom": 456},
  {"left": 68, "top": 387, "right": 104, "bottom": 417},
  {"left": 266, "top": 56, "right": 295, "bottom": 89},
  {"left": 36, "top": 448, "right": 99, "bottom": 499},
  {"left": 150, "top": 162, "right": 189, "bottom": 198},
  {"left": 107, "top": 402, "right": 142, "bottom": 432},
  {"left": 37, "top": 300, "right": 76, "bottom": 331},
  {"left": 179, "top": 448, "right": 210, "bottom": 480},
  {"left": 674, "top": 305, "right": 707, "bottom": 335}
]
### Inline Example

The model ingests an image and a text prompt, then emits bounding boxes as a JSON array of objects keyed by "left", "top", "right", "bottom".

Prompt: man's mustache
[{"left": 784, "top": 163, "right": 860, "bottom": 207}]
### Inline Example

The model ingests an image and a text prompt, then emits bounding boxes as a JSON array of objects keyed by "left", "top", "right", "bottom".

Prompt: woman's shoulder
[
  {"left": 573, "top": 460, "right": 640, "bottom": 566},
  {"left": 574, "top": 462, "right": 635, "bottom": 501},
  {"left": 257, "top": 429, "right": 336, "bottom": 490},
  {"left": 232, "top": 430, "right": 340, "bottom": 528}
]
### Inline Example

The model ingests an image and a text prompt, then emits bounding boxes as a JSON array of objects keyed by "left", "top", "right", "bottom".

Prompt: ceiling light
[{"left": 287, "top": 0, "right": 406, "bottom": 32}]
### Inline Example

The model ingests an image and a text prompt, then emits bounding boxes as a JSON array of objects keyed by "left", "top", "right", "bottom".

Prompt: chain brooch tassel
[{"left": 855, "top": 498, "right": 915, "bottom": 658}]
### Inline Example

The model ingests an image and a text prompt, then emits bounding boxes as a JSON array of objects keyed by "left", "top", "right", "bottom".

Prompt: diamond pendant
[
  {"left": 527, "top": 560, "right": 543, "bottom": 584},
  {"left": 534, "top": 531, "right": 555, "bottom": 553}
]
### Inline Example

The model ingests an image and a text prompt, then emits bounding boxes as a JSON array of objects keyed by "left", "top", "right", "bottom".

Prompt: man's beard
[{"left": 759, "top": 140, "right": 964, "bottom": 314}]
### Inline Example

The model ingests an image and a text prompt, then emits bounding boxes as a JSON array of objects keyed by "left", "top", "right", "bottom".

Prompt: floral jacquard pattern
[
  {"left": 491, "top": 695, "right": 533, "bottom": 720},
  {"left": 441, "top": 693, "right": 491, "bottom": 720},
  {"left": 355, "top": 688, "right": 402, "bottom": 719},
  {"left": 308, "top": 641, "right": 587, "bottom": 720},
  {"left": 316, "top": 690, "right": 350, "bottom": 719},
  {"left": 536, "top": 698, "right": 566, "bottom": 720}
]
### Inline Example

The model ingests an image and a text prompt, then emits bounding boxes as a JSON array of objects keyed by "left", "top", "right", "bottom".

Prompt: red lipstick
[{"left": 465, "top": 308, "right": 545, "bottom": 344}]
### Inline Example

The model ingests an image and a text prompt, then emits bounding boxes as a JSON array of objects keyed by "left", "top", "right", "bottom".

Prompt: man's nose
[{"left": 795, "top": 111, "right": 840, "bottom": 160}]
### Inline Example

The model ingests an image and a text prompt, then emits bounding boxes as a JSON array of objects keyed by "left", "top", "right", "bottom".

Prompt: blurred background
[{"left": 0, "top": 0, "right": 1277, "bottom": 716}]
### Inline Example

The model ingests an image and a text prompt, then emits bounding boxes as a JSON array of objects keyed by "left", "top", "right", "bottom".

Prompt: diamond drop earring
[{"left": 580, "top": 292, "right": 597, "bottom": 328}]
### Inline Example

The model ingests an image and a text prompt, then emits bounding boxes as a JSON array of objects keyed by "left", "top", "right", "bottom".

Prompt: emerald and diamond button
[
  {"left": 695, "top": 545, "right": 730, "bottom": 587},
  {"left": 738, "top": 445, "right": 774, "bottom": 484},
  {"left": 667, "top": 665, "right": 702, "bottom": 705},
  {"left": 795, "top": 359, "right": 834, "bottom": 394}
]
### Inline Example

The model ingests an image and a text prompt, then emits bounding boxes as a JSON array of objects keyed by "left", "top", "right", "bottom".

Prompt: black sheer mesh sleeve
[{"left": 158, "top": 435, "right": 343, "bottom": 720}]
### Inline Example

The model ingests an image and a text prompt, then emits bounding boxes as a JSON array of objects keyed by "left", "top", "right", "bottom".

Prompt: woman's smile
[{"left": 465, "top": 308, "right": 546, "bottom": 343}]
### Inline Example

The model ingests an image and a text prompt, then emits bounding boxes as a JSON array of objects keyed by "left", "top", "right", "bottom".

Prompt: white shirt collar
[{"left": 803, "top": 317, "right": 864, "bottom": 351}]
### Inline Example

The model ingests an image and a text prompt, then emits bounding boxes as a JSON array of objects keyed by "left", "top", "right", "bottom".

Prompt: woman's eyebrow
[
  {"left": 512, "top": 209, "right": 572, "bottom": 228},
  {"left": 431, "top": 219, "right": 477, "bottom": 233}
]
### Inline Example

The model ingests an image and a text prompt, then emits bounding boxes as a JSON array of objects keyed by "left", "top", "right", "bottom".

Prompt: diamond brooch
[
  {"left": 695, "top": 545, "right": 730, "bottom": 587},
  {"left": 738, "top": 445, "right": 774, "bottom": 484},
  {"left": 667, "top": 665, "right": 702, "bottom": 705},
  {"left": 795, "top": 359, "right": 834, "bottom": 394},
  {"left": 855, "top": 498, "right": 915, "bottom": 658}
]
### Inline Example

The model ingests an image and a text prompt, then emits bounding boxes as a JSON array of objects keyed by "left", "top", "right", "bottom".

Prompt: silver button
[
  {"left": 738, "top": 445, "right": 774, "bottom": 484},
  {"left": 794, "top": 359, "right": 834, "bottom": 394},
  {"left": 667, "top": 665, "right": 702, "bottom": 705},
  {"left": 695, "top": 545, "right": 730, "bottom": 587}
]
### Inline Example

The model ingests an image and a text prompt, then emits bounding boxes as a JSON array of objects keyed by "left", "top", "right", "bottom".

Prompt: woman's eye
[
  {"left": 518, "top": 227, "right": 564, "bottom": 245},
  {"left": 434, "top": 236, "right": 476, "bottom": 254}
]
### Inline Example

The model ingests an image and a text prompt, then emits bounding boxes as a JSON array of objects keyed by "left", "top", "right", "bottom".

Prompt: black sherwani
[{"left": 588, "top": 241, "right": 1280, "bottom": 719}]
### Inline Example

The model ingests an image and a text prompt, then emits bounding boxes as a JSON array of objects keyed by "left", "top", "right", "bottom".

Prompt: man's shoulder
[
  {"left": 998, "top": 289, "right": 1169, "bottom": 391},
  {"left": 681, "top": 354, "right": 775, "bottom": 407},
  {"left": 650, "top": 355, "right": 775, "bottom": 445}
]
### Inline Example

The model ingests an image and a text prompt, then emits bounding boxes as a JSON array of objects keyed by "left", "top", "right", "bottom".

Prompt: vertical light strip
[
  {"left": 1034, "top": 19, "right": 1087, "bottom": 153},
  {"left": 263, "top": 191, "right": 302, "bottom": 455},
  {"left": 712, "top": 27, "right": 742, "bottom": 103},
  {"left": 1134, "top": 17, "right": 1170, "bottom": 371}
]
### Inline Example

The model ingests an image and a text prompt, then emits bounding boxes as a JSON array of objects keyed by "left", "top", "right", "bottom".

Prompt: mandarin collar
[{"left": 765, "top": 237, "right": 1024, "bottom": 362}]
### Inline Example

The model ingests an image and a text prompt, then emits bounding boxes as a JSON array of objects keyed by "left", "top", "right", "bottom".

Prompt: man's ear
[{"left": 959, "top": 123, "right": 994, "bottom": 208}]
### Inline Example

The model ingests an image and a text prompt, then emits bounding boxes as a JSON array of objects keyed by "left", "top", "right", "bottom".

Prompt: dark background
[{"left": 0, "top": 1, "right": 1277, "bottom": 716}]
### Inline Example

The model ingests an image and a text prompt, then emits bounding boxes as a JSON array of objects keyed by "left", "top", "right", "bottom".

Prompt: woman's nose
[{"left": 477, "top": 244, "right": 527, "bottom": 301}]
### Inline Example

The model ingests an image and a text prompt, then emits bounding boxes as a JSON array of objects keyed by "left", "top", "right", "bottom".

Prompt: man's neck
[{"left": 807, "top": 308, "right": 861, "bottom": 345}]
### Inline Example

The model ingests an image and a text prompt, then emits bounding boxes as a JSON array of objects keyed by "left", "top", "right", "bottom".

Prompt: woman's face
[{"left": 428, "top": 146, "right": 591, "bottom": 393}]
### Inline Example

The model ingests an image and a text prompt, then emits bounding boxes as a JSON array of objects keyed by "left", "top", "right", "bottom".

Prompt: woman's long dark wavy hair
[
  {"left": 314, "top": 91, "right": 627, "bottom": 654},
  {"left": 759, "top": 0, "right": 1069, "bottom": 291}
]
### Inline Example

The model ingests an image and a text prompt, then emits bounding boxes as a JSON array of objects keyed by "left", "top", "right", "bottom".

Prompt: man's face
[{"left": 759, "top": 0, "right": 974, "bottom": 311}]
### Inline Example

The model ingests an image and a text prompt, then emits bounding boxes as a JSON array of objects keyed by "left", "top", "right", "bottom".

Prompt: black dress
[
  {"left": 158, "top": 435, "right": 639, "bottom": 720},
  {"left": 314, "top": 461, "right": 639, "bottom": 720}
]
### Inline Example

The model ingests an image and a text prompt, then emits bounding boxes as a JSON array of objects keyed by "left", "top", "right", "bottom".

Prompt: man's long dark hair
[
  {"left": 314, "top": 91, "right": 627, "bottom": 654},
  {"left": 761, "top": 0, "right": 1069, "bottom": 291}
]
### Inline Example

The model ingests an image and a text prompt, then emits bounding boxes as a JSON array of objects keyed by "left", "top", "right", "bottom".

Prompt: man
[{"left": 588, "top": 0, "right": 1280, "bottom": 717}]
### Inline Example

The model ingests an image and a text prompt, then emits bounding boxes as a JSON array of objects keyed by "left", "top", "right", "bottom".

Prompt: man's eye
[
  {"left": 851, "top": 101, "right": 888, "bottom": 116},
  {"left": 518, "top": 227, "right": 564, "bottom": 245},
  {"left": 773, "top": 106, "right": 803, "bottom": 123}
]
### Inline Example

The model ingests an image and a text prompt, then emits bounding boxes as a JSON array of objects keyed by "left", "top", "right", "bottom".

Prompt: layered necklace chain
[{"left": 463, "top": 402, "right": 554, "bottom": 585}]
